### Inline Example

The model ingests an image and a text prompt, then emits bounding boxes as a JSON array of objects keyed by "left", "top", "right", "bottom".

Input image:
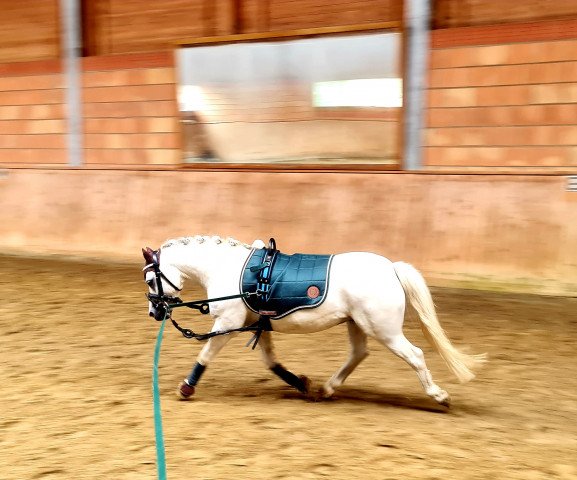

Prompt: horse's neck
[{"left": 169, "top": 244, "right": 251, "bottom": 290}]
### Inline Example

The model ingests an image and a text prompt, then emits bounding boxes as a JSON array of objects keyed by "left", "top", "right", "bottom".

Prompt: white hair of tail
[{"left": 393, "top": 261, "right": 488, "bottom": 383}]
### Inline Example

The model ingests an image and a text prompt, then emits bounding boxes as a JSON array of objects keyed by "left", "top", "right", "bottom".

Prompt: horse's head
[{"left": 142, "top": 246, "right": 184, "bottom": 320}]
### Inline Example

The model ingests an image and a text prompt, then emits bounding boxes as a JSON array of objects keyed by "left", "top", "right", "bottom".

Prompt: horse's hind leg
[
  {"left": 384, "top": 334, "right": 450, "bottom": 407},
  {"left": 321, "top": 320, "right": 368, "bottom": 398},
  {"left": 259, "top": 331, "right": 310, "bottom": 394}
]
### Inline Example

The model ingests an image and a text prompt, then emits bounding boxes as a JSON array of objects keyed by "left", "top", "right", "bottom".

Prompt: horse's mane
[{"left": 161, "top": 235, "right": 252, "bottom": 250}]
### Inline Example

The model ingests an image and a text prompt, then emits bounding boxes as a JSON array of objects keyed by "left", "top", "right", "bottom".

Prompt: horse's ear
[{"left": 142, "top": 247, "right": 154, "bottom": 263}]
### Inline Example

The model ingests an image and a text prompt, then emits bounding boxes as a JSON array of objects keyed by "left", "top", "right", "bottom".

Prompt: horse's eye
[{"left": 146, "top": 279, "right": 154, "bottom": 288}]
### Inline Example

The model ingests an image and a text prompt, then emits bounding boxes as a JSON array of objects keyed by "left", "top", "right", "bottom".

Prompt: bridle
[{"left": 143, "top": 249, "right": 183, "bottom": 320}]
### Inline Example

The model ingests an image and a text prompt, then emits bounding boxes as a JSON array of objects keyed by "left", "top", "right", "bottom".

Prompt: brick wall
[
  {"left": 0, "top": 53, "right": 180, "bottom": 167},
  {"left": 0, "top": 61, "right": 66, "bottom": 165},
  {"left": 425, "top": 19, "right": 577, "bottom": 169},
  {"left": 82, "top": 52, "right": 180, "bottom": 165}
]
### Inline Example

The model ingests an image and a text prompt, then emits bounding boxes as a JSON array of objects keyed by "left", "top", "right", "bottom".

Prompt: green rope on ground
[{"left": 152, "top": 313, "right": 168, "bottom": 480}]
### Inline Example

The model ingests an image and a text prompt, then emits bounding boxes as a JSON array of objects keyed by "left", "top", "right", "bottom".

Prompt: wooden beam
[{"left": 176, "top": 20, "right": 401, "bottom": 47}]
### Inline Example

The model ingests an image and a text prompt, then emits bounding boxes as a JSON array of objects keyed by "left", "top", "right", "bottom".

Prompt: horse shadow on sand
[{"left": 237, "top": 380, "right": 487, "bottom": 415}]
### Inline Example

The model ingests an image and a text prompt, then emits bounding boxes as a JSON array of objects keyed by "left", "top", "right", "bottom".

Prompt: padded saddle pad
[{"left": 240, "top": 248, "right": 334, "bottom": 319}]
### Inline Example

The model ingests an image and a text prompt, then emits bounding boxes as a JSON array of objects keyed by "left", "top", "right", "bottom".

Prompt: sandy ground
[{"left": 1, "top": 255, "right": 577, "bottom": 480}]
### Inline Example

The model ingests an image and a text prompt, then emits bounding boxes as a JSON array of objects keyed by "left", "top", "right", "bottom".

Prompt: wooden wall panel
[
  {"left": 85, "top": 0, "right": 403, "bottom": 54},
  {"left": 434, "top": 0, "right": 577, "bottom": 28},
  {"left": 264, "top": 0, "right": 402, "bottom": 32},
  {"left": 85, "top": 0, "right": 236, "bottom": 55},
  {"left": 0, "top": 1, "right": 576, "bottom": 60},
  {"left": 0, "top": 0, "right": 60, "bottom": 62},
  {"left": 431, "top": 18, "right": 577, "bottom": 48}
]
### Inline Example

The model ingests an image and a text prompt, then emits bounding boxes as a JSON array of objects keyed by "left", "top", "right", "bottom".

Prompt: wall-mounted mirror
[{"left": 176, "top": 32, "right": 402, "bottom": 166}]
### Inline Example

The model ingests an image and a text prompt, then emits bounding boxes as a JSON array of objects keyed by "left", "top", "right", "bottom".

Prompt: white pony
[{"left": 143, "top": 235, "right": 486, "bottom": 407}]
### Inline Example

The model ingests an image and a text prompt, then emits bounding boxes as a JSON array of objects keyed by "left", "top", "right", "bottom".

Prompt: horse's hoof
[
  {"left": 436, "top": 392, "right": 451, "bottom": 408},
  {"left": 439, "top": 397, "right": 451, "bottom": 408},
  {"left": 178, "top": 381, "right": 195, "bottom": 400},
  {"left": 298, "top": 375, "right": 311, "bottom": 395},
  {"left": 307, "top": 387, "right": 331, "bottom": 402},
  {"left": 318, "top": 384, "right": 335, "bottom": 400}
]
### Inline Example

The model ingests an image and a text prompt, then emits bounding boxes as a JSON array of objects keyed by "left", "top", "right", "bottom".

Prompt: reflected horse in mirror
[{"left": 142, "top": 235, "right": 486, "bottom": 407}]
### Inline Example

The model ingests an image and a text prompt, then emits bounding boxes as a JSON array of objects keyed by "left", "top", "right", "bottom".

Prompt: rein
[{"left": 162, "top": 292, "right": 270, "bottom": 348}]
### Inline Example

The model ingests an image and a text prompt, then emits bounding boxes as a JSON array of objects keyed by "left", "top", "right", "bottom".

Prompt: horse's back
[
  {"left": 331, "top": 251, "right": 397, "bottom": 283},
  {"left": 326, "top": 252, "right": 407, "bottom": 334},
  {"left": 334, "top": 250, "right": 403, "bottom": 299}
]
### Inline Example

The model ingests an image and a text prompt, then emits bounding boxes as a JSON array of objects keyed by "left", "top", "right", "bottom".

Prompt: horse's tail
[{"left": 392, "top": 261, "right": 487, "bottom": 383}]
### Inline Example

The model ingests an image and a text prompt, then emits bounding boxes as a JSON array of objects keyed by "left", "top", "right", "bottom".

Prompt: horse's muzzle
[
  {"left": 149, "top": 303, "right": 167, "bottom": 321},
  {"left": 147, "top": 294, "right": 182, "bottom": 321}
]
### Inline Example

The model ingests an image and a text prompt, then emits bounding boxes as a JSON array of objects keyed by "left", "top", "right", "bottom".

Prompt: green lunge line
[{"left": 153, "top": 313, "right": 168, "bottom": 480}]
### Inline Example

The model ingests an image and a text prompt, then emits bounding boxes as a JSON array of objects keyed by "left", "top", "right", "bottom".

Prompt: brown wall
[
  {"left": 2, "top": 1, "right": 577, "bottom": 61},
  {"left": 426, "top": 19, "right": 577, "bottom": 169},
  {"left": 82, "top": 0, "right": 577, "bottom": 54},
  {"left": 83, "top": 0, "right": 236, "bottom": 56},
  {"left": 0, "top": 0, "right": 60, "bottom": 63},
  {"left": 83, "top": 0, "right": 403, "bottom": 55},
  {"left": 1, "top": 168, "right": 575, "bottom": 295},
  {"left": 433, "top": 0, "right": 577, "bottom": 28},
  {"left": 247, "top": 0, "right": 402, "bottom": 32}
]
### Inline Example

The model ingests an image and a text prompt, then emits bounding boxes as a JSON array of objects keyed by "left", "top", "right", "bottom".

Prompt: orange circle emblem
[{"left": 307, "top": 286, "right": 320, "bottom": 299}]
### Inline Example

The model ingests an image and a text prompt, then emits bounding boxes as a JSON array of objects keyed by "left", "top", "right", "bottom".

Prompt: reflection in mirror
[{"left": 177, "top": 32, "right": 402, "bottom": 165}]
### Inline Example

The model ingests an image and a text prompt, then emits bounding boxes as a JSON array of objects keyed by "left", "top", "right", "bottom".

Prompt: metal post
[
  {"left": 60, "top": 0, "right": 83, "bottom": 167},
  {"left": 403, "top": 0, "right": 431, "bottom": 170}
]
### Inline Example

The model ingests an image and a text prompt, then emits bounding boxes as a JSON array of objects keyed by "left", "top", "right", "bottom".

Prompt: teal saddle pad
[{"left": 240, "top": 248, "right": 334, "bottom": 319}]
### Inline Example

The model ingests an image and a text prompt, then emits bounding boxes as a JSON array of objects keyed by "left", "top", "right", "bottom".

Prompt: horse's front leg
[
  {"left": 259, "top": 331, "right": 310, "bottom": 395},
  {"left": 178, "top": 331, "right": 237, "bottom": 400}
]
